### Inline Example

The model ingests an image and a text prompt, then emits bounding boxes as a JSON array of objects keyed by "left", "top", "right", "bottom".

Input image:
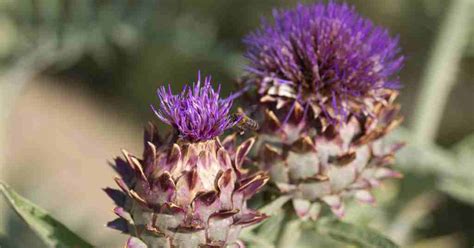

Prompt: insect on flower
[{"left": 231, "top": 111, "right": 260, "bottom": 134}]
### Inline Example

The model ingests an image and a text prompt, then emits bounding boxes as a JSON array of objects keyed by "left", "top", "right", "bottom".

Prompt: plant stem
[
  {"left": 411, "top": 0, "right": 473, "bottom": 144},
  {"left": 387, "top": 192, "right": 442, "bottom": 245},
  {"left": 0, "top": 61, "right": 37, "bottom": 174},
  {"left": 0, "top": 41, "right": 59, "bottom": 177}
]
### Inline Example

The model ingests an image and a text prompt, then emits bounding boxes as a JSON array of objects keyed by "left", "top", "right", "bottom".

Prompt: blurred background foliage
[{"left": 0, "top": 0, "right": 473, "bottom": 247}]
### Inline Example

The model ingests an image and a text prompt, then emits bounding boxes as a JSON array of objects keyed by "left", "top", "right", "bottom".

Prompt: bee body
[{"left": 231, "top": 113, "right": 260, "bottom": 134}]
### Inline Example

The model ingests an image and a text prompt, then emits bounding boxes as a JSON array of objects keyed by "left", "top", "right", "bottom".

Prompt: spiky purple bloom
[
  {"left": 244, "top": 1, "right": 404, "bottom": 120},
  {"left": 241, "top": 2, "right": 405, "bottom": 220},
  {"left": 152, "top": 73, "right": 237, "bottom": 142}
]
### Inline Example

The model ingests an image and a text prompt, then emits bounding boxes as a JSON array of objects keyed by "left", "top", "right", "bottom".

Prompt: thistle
[
  {"left": 105, "top": 74, "right": 268, "bottom": 247},
  {"left": 242, "top": 2, "right": 404, "bottom": 219}
]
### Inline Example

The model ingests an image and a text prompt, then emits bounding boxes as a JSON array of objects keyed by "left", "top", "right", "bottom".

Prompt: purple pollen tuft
[
  {"left": 244, "top": 1, "right": 404, "bottom": 119},
  {"left": 152, "top": 72, "right": 237, "bottom": 142}
]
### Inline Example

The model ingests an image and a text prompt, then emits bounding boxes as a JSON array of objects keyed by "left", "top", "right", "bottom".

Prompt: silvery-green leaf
[
  {"left": 240, "top": 232, "right": 274, "bottom": 248},
  {"left": 392, "top": 128, "right": 456, "bottom": 177},
  {"left": 0, "top": 181, "right": 93, "bottom": 248},
  {"left": 439, "top": 133, "right": 474, "bottom": 204},
  {"left": 387, "top": 192, "right": 442, "bottom": 245},
  {"left": 454, "top": 132, "right": 474, "bottom": 157},
  {"left": 257, "top": 209, "right": 285, "bottom": 243},
  {"left": 315, "top": 219, "right": 399, "bottom": 248},
  {"left": 440, "top": 177, "right": 474, "bottom": 205},
  {"left": 258, "top": 195, "right": 292, "bottom": 214},
  {"left": 242, "top": 195, "right": 291, "bottom": 233},
  {"left": 278, "top": 219, "right": 302, "bottom": 248}
]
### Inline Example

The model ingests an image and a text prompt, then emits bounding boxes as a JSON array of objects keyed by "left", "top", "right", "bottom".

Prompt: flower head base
[
  {"left": 153, "top": 73, "right": 237, "bottom": 142},
  {"left": 244, "top": 1, "right": 404, "bottom": 121},
  {"left": 106, "top": 124, "right": 269, "bottom": 247}
]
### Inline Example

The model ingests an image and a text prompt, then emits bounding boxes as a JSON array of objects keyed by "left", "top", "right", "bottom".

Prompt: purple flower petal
[
  {"left": 152, "top": 72, "right": 238, "bottom": 142},
  {"left": 244, "top": 2, "right": 404, "bottom": 121}
]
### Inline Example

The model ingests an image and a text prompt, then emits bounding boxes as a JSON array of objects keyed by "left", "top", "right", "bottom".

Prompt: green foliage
[
  {"left": 241, "top": 232, "right": 275, "bottom": 248},
  {"left": 242, "top": 195, "right": 291, "bottom": 233},
  {"left": 439, "top": 133, "right": 474, "bottom": 204},
  {"left": 244, "top": 198, "right": 399, "bottom": 248},
  {"left": 315, "top": 219, "right": 399, "bottom": 248},
  {"left": 393, "top": 128, "right": 457, "bottom": 176},
  {"left": 0, "top": 0, "right": 158, "bottom": 67},
  {"left": 256, "top": 209, "right": 285, "bottom": 244},
  {"left": 0, "top": 0, "right": 473, "bottom": 247},
  {"left": 394, "top": 127, "right": 474, "bottom": 206},
  {"left": 278, "top": 219, "right": 302, "bottom": 248},
  {"left": 0, "top": 181, "right": 93, "bottom": 248}
]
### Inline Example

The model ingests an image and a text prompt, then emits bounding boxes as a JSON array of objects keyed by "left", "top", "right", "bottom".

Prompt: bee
[{"left": 230, "top": 112, "right": 260, "bottom": 134}]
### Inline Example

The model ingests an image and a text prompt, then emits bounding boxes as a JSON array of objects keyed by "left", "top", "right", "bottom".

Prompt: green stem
[
  {"left": 0, "top": 41, "right": 59, "bottom": 177},
  {"left": 411, "top": 0, "right": 473, "bottom": 144},
  {"left": 0, "top": 61, "right": 37, "bottom": 174}
]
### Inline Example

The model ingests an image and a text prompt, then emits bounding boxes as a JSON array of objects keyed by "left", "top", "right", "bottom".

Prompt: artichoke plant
[
  {"left": 105, "top": 74, "right": 268, "bottom": 247},
  {"left": 242, "top": 2, "right": 405, "bottom": 219},
  {"left": 0, "top": 2, "right": 413, "bottom": 248}
]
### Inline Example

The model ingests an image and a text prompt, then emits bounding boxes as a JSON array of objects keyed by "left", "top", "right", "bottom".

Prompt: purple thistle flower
[
  {"left": 244, "top": 1, "right": 404, "bottom": 120},
  {"left": 152, "top": 72, "right": 237, "bottom": 142}
]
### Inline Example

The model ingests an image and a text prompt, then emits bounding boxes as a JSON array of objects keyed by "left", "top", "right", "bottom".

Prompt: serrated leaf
[
  {"left": 316, "top": 219, "right": 399, "bottom": 248},
  {"left": 0, "top": 181, "right": 94, "bottom": 248}
]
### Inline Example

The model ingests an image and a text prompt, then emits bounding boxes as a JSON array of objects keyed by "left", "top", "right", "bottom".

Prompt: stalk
[
  {"left": 411, "top": 0, "right": 473, "bottom": 144},
  {"left": 0, "top": 42, "right": 58, "bottom": 174}
]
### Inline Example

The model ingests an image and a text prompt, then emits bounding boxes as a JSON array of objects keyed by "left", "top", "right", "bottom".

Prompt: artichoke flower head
[
  {"left": 242, "top": 2, "right": 405, "bottom": 220},
  {"left": 105, "top": 73, "right": 268, "bottom": 248}
]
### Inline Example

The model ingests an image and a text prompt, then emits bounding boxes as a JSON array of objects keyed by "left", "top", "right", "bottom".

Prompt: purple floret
[
  {"left": 152, "top": 73, "right": 237, "bottom": 142},
  {"left": 244, "top": 1, "right": 404, "bottom": 116}
]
